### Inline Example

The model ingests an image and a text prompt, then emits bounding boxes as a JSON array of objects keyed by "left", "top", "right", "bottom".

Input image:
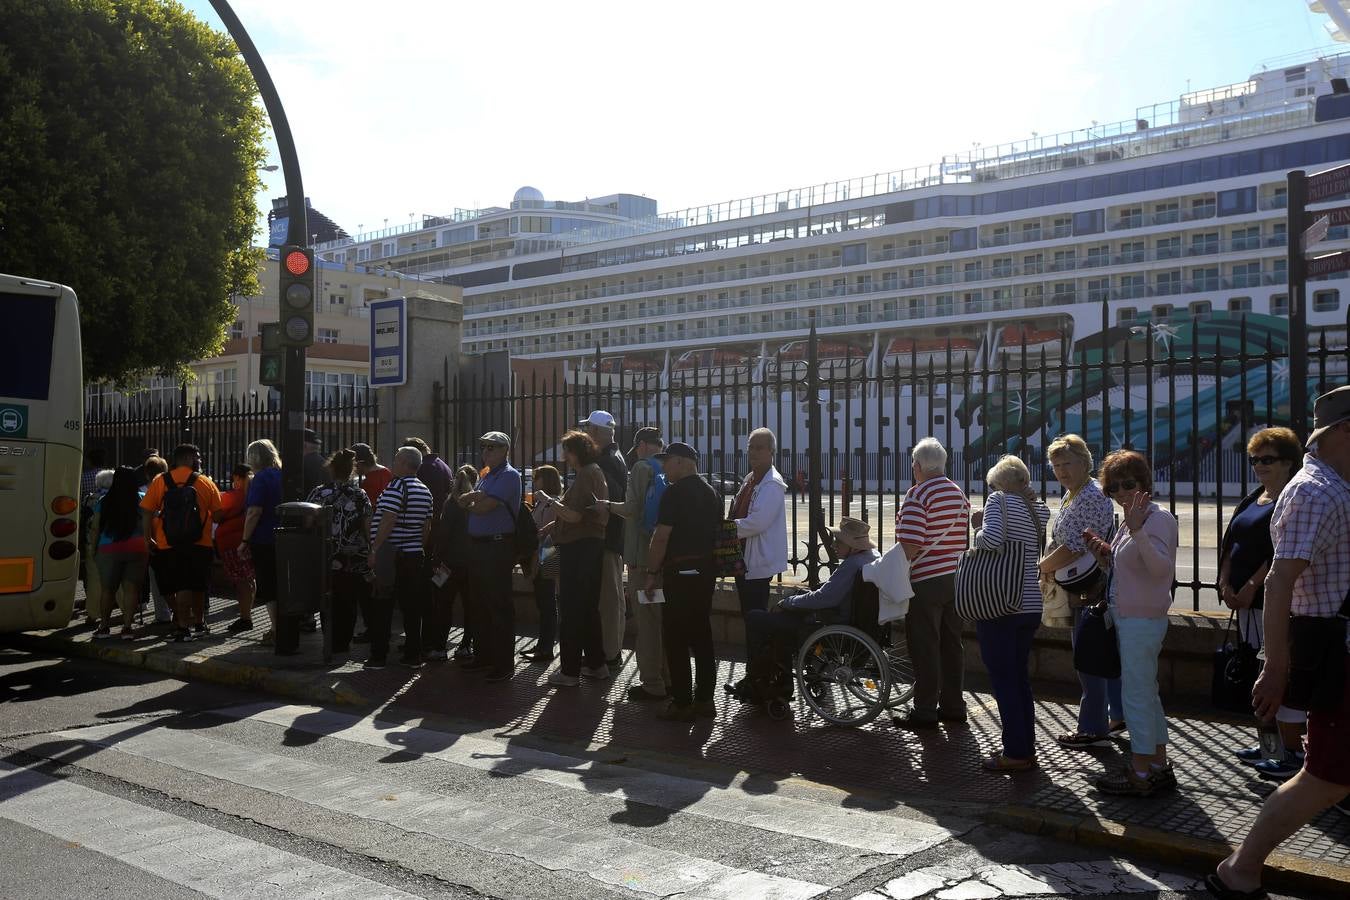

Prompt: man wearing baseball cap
[
  {"left": 1213, "top": 384, "right": 1350, "bottom": 899},
  {"left": 581, "top": 410, "right": 629, "bottom": 670},
  {"left": 643, "top": 442, "right": 722, "bottom": 721}
]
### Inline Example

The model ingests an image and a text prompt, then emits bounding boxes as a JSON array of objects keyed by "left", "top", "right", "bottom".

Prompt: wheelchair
[{"left": 794, "top": 575, "right": 916, "bottom": 727}]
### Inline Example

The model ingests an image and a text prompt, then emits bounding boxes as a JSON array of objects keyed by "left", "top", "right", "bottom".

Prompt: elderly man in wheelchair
[{"left": 728, "top": 517, "right": 899, "bottom": 723}]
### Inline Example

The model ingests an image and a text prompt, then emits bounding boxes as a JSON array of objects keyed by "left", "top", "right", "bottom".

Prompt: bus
[{"left": 0, "top": 274, "right": 83, "bottom": 632}]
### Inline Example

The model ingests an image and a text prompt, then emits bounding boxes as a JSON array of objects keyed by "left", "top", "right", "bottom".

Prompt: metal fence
[
  {"left": 433, "top": 308, "right": 1349, "bottom": 608},
  {"left": 84, "top": 388, "right": 380, "bottom": 488}
]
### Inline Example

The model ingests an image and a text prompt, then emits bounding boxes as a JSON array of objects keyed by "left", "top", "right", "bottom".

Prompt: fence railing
[
  {"left": 84, "top": 388, "right": 379, "bottom": 489},
  {"left": 434, "top": 309, "right": 1349, "bottom": 609}
]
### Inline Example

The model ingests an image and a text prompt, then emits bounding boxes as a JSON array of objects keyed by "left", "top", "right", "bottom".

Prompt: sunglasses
[
  {"left": 1248, "top": 455, "right": 1285, "bottom": 467},
  {"left": 1105, "top": 479, "right": 1138, "bottom": 494},
  {"left": 479, "top": 444, "right": 502, "bottom": 451}
]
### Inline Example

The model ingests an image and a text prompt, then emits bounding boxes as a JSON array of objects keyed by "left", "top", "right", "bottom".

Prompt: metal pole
[
  {"left": 209, "top": 0, "right": 308, "bottom": 500},
  {"left": 1286, "top": 169, "right": 1308, "bottom": 441},
  {"left": 806, "top": 325, "right": 823, "bottom": 588}
]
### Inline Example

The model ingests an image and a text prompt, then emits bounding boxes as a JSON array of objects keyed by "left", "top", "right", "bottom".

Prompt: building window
[
  {"left": 317, "top": 328, "right": 340, "bottom": 344},
  {"left": 329, "top": 293, "right": 344, "bottom": 305},
  {"left": 1228, "top": 296, "right": 1251, "bottom": 312},
  {"left": 229, "top": 321, "right": 244, "bottom": 340},
  {"left": 1314, "top": 289, "right": 1340, "bottom": 312}
]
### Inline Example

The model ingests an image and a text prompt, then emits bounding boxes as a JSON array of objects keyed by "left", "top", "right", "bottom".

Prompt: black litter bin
[{"left": 274, "top": 502, "right": 331, "bottom": 657}]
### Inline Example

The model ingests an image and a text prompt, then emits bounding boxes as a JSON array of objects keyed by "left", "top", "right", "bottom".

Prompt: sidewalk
[{"left": 10, "top": 598, "right": 1348, "bottom": 896}]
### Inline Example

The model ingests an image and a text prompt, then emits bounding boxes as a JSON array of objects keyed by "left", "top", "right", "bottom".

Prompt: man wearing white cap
[
  {"left": 582, "top": 410, "right": 629, "bottom": 669},
  {"left": 1212, "top": 384, "right": 1350, "bottom": 900}
]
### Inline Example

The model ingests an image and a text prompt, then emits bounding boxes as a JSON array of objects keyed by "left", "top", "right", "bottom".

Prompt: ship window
[
  {"left": 1228, "top": 297, "right": 1251, "bottom": 312},
  {"left": 842, "top": 243, "right": 867, "bottom": 266},
  {"left": 1118, "top": 307, "right": 1138, "bottom": 324},
  {"left": 1217, "top": 187, "right": 1256, "bottom": 216},
  {"left": 1271, "top": 294, "right": 1289, "bottom": 316},
  {"left": 1314, "top": 289, "right": 1340, "bottom": 312},
  {"left": 1072, "top": 209, "right": 1104, "bottom": 235}
]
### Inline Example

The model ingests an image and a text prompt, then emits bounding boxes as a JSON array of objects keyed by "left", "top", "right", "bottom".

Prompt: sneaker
[
  {"left": 193, "top": 623, "right": 209, "bottom": 635},
  {"left": 171, "top": 629, "right": 195, "bottom": 643},
  {"left": 1095, "top": 766, "right": 1159, "bottom": 797},
  {"left": 424, "top": 649, "right": 449, "bottom": 661},
  {"left": 522, "top": 651, "right": 555, "bottom": 665},
  {"left": 225, "top": 618, "right": 252, "bottom": 634},
  {"left": 363, "top": 658, "right": 387, "bottom": 670},
  {"left": 485, "top": 669, "right": 514, "bottom": 683},
  {"left": 1057, "top": 732, "right": 1112, "bottom": 750},
  {"left": 580, "top": 665, "right": 611, "bottom": 681},
  {"left": 547, "top": 670, "right": 580, "bottom": 687},
  {"left": 1149, "top": 762, "right": 1178, "bottom": 791},
  {"left": 658, "top": 702, "right": 695, "bottom": 722},
  {"left": 1254, "top": 754, "right": 1304, "bottom": 781},
  {"left": 1234, "top": 745, "right": 1265, "bottom": 765},
  {"left": 693, "top": 700, "right": 716, "bottom": 719},
  {"left": 892, "top": 711, "right": 940, "bottom": 730},
  {"left": 627, "top": 685, "right": 667, "bottom": 702}
]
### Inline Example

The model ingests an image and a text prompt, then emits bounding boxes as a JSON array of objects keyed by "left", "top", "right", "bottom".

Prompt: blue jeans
[
  {"left": 1115, "top": 614, "right": 1169, "bottom": 756},
  {"left": 976, "top": 612, "right": 1041, "bottom": 759},
  {"left": 1071, "top": 606, "right": 1123, "bottom": 734}
]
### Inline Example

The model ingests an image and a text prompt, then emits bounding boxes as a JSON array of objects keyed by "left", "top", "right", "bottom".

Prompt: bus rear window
[{"left": 0, "top": 292, "right": 56, "bottom": 400}]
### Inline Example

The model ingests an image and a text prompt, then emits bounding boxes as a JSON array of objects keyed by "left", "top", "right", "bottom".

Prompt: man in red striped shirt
[{"left": 895, "top": 437, "right": 971, "bottom": 728}]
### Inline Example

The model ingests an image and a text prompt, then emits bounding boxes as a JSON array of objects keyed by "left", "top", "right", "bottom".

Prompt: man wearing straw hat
[{"left": 739, "top": 517, "right": 881, "bottom": 678}]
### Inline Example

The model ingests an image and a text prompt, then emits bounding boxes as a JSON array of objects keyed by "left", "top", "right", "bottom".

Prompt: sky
[{"left": 182, "top": 0, "right": 1344, "bottom": 244}]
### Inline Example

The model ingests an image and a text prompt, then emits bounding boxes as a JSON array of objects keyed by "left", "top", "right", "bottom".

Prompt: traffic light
[
  {"left": 259, "top": 322, "right": 285, "bottom": 387},
  {"left": 278, "top": 245, "right": 315, "bottom": 347}
]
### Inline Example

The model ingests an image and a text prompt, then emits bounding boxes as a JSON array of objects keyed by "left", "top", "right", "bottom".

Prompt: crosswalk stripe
[
  {"left": 0, "top": 760, "right": 422, "bottom": 899},
  {"left": 51, "top": 721, "right": 828, "bottom": 900},
  {"left": 866, "top": 860, "right": 1202, "bottom": 898},
  {"left": 209, "top": 701, "right": 963, "bottom": 857}
]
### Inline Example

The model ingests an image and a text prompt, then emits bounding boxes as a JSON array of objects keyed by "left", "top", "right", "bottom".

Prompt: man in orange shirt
[{"left": 140, "top": 444, "right": 222, "bottom": 642}]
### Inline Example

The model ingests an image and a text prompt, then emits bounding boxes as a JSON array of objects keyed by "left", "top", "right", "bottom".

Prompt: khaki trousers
[
  {"left": 627, "top": 563, "right": 668, "bottom": 695},
  {"left": 599, "top": 550, "right": 626, "bottom": 660}
]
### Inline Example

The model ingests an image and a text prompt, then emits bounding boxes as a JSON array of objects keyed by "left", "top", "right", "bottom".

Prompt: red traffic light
[{"left": 284, "top": 249, "right": 311, "bottom": 276}]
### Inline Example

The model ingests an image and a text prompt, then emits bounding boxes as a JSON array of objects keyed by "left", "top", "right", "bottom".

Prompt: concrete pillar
[{"left": 376, "top": 288, "right": 463, "bottom": 458}]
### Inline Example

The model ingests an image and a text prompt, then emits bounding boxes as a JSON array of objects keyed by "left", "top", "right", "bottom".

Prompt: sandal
[
  {"left": 982, "top": 754, "right": 1037, "bottom": 772},
  {"left": 1203, "top": 871, "right": 1267, "bottom": 900}
]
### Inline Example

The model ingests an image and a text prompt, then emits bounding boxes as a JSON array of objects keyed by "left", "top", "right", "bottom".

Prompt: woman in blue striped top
[{"left": 972, "top": 455, "right": 1051, "bottom": 772}]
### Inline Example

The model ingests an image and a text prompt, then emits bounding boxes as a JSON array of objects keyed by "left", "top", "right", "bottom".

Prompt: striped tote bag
[{"left": 954, "top": 493, "right": 1025, "bottom": 621}]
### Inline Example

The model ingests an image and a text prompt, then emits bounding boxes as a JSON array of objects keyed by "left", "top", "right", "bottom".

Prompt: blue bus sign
[{"left": 369, "top": 298, "right": 407, "bottom": 388}]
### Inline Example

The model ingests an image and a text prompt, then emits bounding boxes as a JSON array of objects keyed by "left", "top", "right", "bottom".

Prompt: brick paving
[{"left": 35, "top": 593, "right": 1350, "bottom": 870}]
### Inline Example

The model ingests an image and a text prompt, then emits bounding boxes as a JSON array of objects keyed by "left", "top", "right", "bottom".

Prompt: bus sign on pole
[{"left": 369, "top": 297, "right": 407, "bottom": 388}]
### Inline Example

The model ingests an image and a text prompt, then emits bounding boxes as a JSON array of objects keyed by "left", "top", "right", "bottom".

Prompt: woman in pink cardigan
[{"left": 1085, "top": 450, "right": 1179, "bottom": 798}]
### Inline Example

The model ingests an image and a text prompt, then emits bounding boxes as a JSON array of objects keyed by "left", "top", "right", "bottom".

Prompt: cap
[
  {"left": 579, "top": 410, "right": 616, "bottom": 429},
  {"left": 632, "top": 426, "right": 663, "bottom": 447},
  {"left": 351, "top": 442, "right": 376, "bottom": 464},
  {"left": 303, "top": 429, "right": 321, "bottom": 447},
  {"left": 827, "top": 516, "right": 875, "bottom": 551},
  {"left": 478, "top": 431, "right": 511, "bottom": 447},
  {"left": 654, "top": 441, "right": 698, "bottom": 463},
  {"left": 1307, "top": 384, "right": 1350, "bottom": 448}
]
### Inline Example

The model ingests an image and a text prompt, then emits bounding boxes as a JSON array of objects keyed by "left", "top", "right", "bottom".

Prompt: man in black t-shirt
[{"left": 644, "top": 442, "right": 722, "bottom": 721}]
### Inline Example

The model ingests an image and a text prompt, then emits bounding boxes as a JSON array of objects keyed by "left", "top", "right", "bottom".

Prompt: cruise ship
[{"left": 315, "top": 53, "right": 1350, "bottom": 470}]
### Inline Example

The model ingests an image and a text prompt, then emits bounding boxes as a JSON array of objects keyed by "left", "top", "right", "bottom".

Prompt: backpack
[
  {"left": 640, "top": 458, "right": 668, "bottom": 534},
  {"left": 159, "top": 470, "right": 204, "bottom": 547},
  {"left": 506, "top": 499, "right": 539, "bottom": 566}
]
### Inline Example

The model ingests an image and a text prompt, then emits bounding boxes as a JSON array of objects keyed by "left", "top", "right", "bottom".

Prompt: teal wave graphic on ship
[{"left": 955, "top": 312, "right": 1301, "bottom": 462}]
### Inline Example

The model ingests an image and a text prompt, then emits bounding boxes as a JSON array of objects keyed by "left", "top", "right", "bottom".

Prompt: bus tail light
[
  {"left": 50, "top": 518, "right": 77, "bottom": 538},
  {"left": 48, "top": 541, "right": 77, "bottom": 560},
  {"left": 51, "top": 496, "right": 78, "bottom": 515}
]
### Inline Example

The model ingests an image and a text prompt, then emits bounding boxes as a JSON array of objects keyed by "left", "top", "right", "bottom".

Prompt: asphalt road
[{"left": 0, "top": 647, "right": 1321, "bottom": 900}]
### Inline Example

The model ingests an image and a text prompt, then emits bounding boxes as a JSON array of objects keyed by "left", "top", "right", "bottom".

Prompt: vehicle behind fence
[{"left": 433, "top": 311, "right": 1349, "bottom": 608}]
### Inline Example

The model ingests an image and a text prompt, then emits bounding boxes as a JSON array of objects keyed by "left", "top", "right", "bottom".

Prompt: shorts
[
  {"left": 218, "top": 545, "right": 255, "bottom": 584},
  {"left": 252, "top": 543, "right": 277, "bottom": 604},
  {"left": 1304, "top": 663, "right": 1350, "bottom": 787},
  {"left": 95, "top": 551, "right": 148, "bottom": 595},
  {"left": 150, "top": 545, "right": 213, "bottom": 596}
]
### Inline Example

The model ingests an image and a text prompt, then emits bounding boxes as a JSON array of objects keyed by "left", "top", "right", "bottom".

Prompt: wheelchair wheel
[
  {"left": 884, "top": 629, "right": 916, "bottom": 708},
  {"left": 796, "top": 625, "right": 891, "bottom": 727},
  {"left": 766, "top": 697, "right": 792, "bottom": 721}
]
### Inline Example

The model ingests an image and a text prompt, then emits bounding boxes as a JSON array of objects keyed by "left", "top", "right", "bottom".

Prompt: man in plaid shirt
[{"left": 1213, "top": 385, "right": 1350, "bottom": 900}]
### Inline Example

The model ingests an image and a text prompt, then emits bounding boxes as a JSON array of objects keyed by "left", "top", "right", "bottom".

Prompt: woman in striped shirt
[{"left": 971, "top": 456, "right": 1051, "bottom": 771}]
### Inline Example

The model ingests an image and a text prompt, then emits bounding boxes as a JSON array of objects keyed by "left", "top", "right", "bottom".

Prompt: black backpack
[
  {"left": 509, "top": 500, "right": 539, "bottom": 565},
  {"left": 159, "top": 470, "right": 204, "bottom": 547}
]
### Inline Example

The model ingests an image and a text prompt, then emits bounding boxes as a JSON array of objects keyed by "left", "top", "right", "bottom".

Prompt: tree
[{"left": 0, "top": 0, "right": 267, "bottom": 384}]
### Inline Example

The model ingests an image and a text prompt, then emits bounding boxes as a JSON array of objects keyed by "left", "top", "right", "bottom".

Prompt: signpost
[
  {"left": 369, "top": 297, "right": 408, "bottom": 388},
  {"left": 1306, "top": 250, "right": 1350, "bottom": 278},
  {"left": 1307, "top": 163, "right": 1350, "bottom": 203}
]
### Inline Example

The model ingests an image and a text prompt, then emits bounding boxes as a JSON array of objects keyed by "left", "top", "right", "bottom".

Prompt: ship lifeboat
[
  {"left": 995, "top": 325, "right": 1064, "bottom": 358},
  {"left": 882, "top": 336, "right": 979, "bottom": 370}
]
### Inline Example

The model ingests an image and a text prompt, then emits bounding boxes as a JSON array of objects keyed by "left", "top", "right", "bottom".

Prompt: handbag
[
  {"left": 955, "top": 493, "right": 1028, "bottom": 621},
  {"left": 714, "top": 519, "right": 746, "bottom": 578},
  {"left": 537, "top": 539, "right": 560, "bottom": 580},
  {"left": 1211, "top": 610, "right": 1260, "bottom": 714},
  {"left": 1055, "top": 551, "right": 1107, "bottom": 606},
  {"left": 1284, "top": 589, "right": 1349, "bottom": 712},
  {"left": 1073, "top": 600, "right": 1122, "bottom": 678}
]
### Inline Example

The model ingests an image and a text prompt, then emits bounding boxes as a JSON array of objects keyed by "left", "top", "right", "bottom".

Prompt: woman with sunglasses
[
  {"left": 1219, "top": 427, "right": 1306, "bottom": 778},
  {"left": 1086, "top": 450, "right": 1179, "bottom": 797}
]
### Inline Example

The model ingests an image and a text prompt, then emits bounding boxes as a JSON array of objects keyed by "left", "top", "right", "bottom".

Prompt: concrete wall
[{"left": 377, "top": 288, "right": 463, "bottom": 456}]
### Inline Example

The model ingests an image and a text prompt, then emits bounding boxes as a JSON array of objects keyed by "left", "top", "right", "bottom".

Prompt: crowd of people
[{"left": 77, "top": 386, "right": 1350, "bottom": 898}]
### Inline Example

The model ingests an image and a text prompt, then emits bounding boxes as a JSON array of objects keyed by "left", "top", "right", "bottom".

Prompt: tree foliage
[{"left": 0, "top": 0, "right": 267, "bottom": 384}]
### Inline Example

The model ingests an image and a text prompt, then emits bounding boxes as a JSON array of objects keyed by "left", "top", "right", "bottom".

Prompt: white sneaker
[
  {"left": 547, "top": 670, "right": 580, "bottom": 687},
  {"left": 580, "top": 665, "right": 611, "bottom": 681}
]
